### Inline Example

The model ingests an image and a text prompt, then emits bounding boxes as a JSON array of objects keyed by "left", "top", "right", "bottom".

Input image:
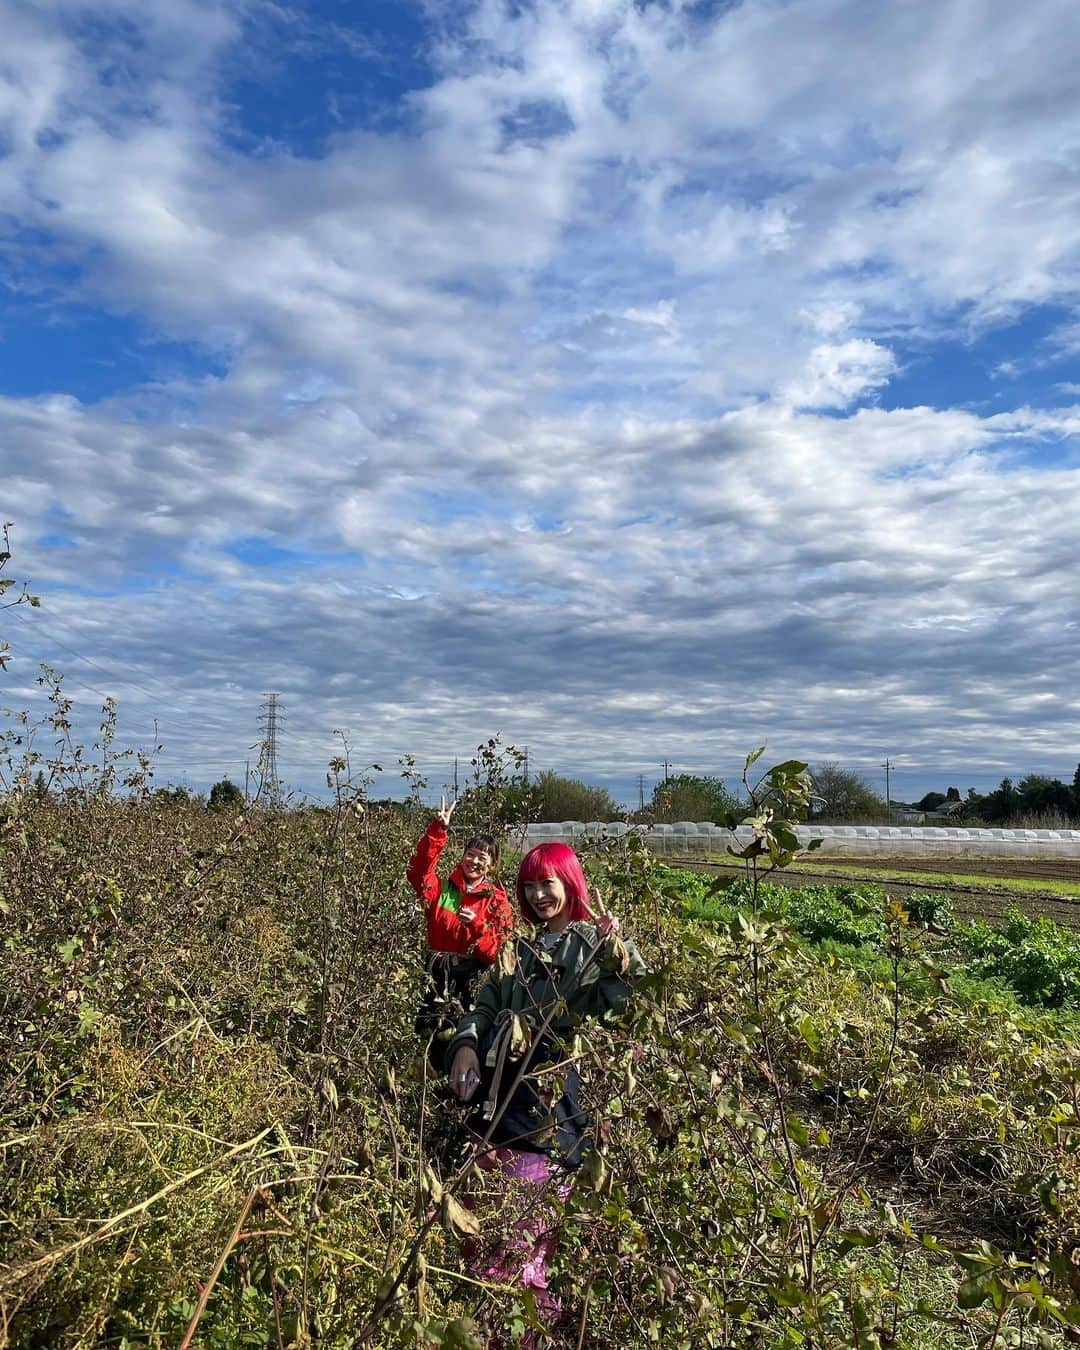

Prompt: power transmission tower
[{"left": 257, "top": 693, "right": 284, "bottom": 808}]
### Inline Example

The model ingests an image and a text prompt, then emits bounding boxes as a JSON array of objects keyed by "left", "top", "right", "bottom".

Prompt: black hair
[{"left": 463, "top": 832, "right": 500, "bottom": 870}]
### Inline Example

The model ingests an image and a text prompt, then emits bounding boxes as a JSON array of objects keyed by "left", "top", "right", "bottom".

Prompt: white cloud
[
  {"left": 1, "top": 0, "right": 1079, "bottom": 798},
  {"left": 782, "top": 339, "right": 898, "bottom": 409}
]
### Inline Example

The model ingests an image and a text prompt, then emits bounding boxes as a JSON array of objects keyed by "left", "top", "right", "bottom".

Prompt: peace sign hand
[
  {"left": 436, "top": 795, "right": 458, "bottom": 828},
  {"left": 591, "top": 886, "right": 620, "bottom": 939}
]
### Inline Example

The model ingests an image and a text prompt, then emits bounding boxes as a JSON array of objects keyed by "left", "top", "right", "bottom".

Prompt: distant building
[{"left": 929, "top": 799, "right": 967, "bottom": 819}]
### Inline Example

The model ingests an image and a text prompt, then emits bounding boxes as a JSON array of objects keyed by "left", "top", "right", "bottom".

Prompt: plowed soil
[
  {"left": 674, "top": 855, "right": 1080, "bottom": 929},
  {"left": 823, "top": 856, "right": 1080, "bottom": 885}
]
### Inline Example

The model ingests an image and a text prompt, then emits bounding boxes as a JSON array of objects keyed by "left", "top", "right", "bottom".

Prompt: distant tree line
[
  {"left": 803, "top": 762, "right": 1080, "bottom": 827},
  {"left": 100, "top": 761, "right": 1080, "bottom": 830},
  {"left": 914, "top": 765, "right": 1080, "bottom": 825},
  {"left": 523, "top": 769, "right": 742, "bottom": 825}
]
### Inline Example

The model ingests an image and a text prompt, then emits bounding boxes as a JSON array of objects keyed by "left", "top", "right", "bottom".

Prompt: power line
[
  {"left": 9, "top": 607, "right": 237, "bottom": 726},
  {"left": 7, "top": 608, "right": 247, "bottom": 740}
]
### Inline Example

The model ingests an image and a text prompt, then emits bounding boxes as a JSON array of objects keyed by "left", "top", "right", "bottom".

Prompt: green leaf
[
  {"left": 768, "top": 760, "right": 809, "bottom": 777},
  {"left": 784, "top": 1115, "right": 809, "bottom": 1147},
  {"left": 771, "top": 826, "right": 800, "bottom": 853},
  {"left": 957, "top": 1275, "right": 991, "bottom": 1310},
  {"left": 836, "top": 1228, "right": 878, "bottom": 1257},
  {"left": 797, "top": 1015, "right": 821, "bottom": 1054}
]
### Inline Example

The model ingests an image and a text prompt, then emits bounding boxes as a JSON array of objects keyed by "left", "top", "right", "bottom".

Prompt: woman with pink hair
[{"left": 445, "top": 841, "right": 645, "bottom": 1333}]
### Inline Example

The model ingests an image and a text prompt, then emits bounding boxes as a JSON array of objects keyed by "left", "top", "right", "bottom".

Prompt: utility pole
[
  {"left": 257, "top": 693, "right": 284, "bottom": 808},
  {"left": 881, "top": 756, "right": 891, "bottom": 825},
  {"left": 662, "top": 760, "right": 671, "bottom": 784},
  {"left": 638, "top": 773, "right": 646, "bottom": 811},
  {"left": 453, "top": 757, "right": 459, "bottom": 798},
  {"left": 523, "top": 746, "right": 530, "bottom": 786},
  {"left": 244, "top": 759, "right": 250, "bottom": 806}
]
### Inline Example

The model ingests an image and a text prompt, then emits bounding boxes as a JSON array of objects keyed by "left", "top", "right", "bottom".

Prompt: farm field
[
  {"left": 2, "top": 756, "right": 1079, "bottom": 1349},
  {"left": 674, "top": 854, "right": 1080, "bottom": 929}
]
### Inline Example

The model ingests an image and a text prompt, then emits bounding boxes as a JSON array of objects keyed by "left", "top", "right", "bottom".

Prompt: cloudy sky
[{"left": 1, "top": 0, "right": 1078, "bottom": 809}]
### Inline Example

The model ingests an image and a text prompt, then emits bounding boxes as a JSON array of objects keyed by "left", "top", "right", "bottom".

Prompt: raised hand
[
  {"left": 436, "top": 794, "right": 458, "bottom": 828},
  {"left": 591, "top": 886, "right": 620, "bottom": 938}
]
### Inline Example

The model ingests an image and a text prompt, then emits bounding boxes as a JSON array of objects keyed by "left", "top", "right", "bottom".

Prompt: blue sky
[{"left": 1, "top": 0, "right": 1079, "bottom": 810}]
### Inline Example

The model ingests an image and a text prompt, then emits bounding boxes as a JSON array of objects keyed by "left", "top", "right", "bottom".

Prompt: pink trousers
[{"left": 463, "top": 1142, "right": 572, "bottom": 1326}]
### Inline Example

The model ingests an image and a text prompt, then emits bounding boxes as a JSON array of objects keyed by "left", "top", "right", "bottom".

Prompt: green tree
[
  {"left": 530, "top": 770, "right": 621, "bottom": 822},
  {"left": 915, "top": 791, "right": 947, "bottom": 812},
  {"left": 980, "top": 776, "right": 1019, "bottom": 823},
  {"left": 1015, "top": 773, "right": 1073, "bottom": 818},
  {"left": 945, "top": 785, "right": 960, "bottom": 801},
  {"left": 807, "top": 763, "right": 885, "bottom": 822},
  {"left": 650, "top": 773, "right": 739, "bottom": 824},
  {"left": 207, "top": 778, "right": 244, "bottom": 813}
]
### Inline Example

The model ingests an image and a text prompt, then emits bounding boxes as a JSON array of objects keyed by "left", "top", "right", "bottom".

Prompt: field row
[{"left": 675, "top": 854, "right": 1080, "bottom": 928}]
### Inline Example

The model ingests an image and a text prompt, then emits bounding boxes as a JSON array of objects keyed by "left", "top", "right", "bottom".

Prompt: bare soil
[{"left": 818, "top": 855, "right": 1080, "bottom": 884}]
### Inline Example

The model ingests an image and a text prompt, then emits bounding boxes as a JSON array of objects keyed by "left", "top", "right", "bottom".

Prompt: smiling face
[
  {"left": 521, "top": 873, "right": 570, "bottom": 931},
  {"left": 516, "top": 843, "right": 590, "bottom": 928},
  {"left": 459, "top": 844, "right": 493, "bottom": 885}
]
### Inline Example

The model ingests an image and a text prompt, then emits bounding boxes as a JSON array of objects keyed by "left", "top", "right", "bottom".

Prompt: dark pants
[{"left": 415, "top": 952, "right": 484, "bottom": 1073}]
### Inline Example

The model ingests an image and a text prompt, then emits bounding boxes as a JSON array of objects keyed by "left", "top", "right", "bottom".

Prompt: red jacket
[{"left": 406, "top": 818, "right": 513, "bottom": 964}]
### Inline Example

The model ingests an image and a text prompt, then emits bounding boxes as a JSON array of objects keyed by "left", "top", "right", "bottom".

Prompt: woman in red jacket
[{"left": 407, "top": 796, "right": 513, "bottom": 1070}]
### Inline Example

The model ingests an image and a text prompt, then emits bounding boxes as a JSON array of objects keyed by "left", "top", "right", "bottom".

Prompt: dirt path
[{"left": 672, "top": 857, "right": 1080, "bottom": 929}]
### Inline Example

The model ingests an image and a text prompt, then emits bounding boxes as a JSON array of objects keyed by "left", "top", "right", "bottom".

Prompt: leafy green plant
[{"left": 958, "top": 909, "right": 1080, "bottom": 1009}]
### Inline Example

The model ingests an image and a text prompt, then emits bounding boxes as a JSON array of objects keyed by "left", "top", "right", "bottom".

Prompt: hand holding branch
[{"left": 449, "top": 1045, "right": 481, "bottom": 1102}]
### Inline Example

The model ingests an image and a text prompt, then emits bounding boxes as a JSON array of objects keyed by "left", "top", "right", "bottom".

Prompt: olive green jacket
[{"left": 445, "top": 919, "right": 646, "bottom": 1066}]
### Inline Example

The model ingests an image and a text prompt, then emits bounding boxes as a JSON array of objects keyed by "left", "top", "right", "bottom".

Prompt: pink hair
[{"left": 516, "top": 843, "right": 592, "bottom": 925}]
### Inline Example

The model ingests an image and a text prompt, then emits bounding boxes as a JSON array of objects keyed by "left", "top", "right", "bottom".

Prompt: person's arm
[
  {"left": 469, "top": 888, "right": 514, "bottom": 965},
  {"left": 405, "top": 796, "right": 456, "bottom": 905},
  {"left": 445, "top": 957, "right": 511, "bottom": 1100}
]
